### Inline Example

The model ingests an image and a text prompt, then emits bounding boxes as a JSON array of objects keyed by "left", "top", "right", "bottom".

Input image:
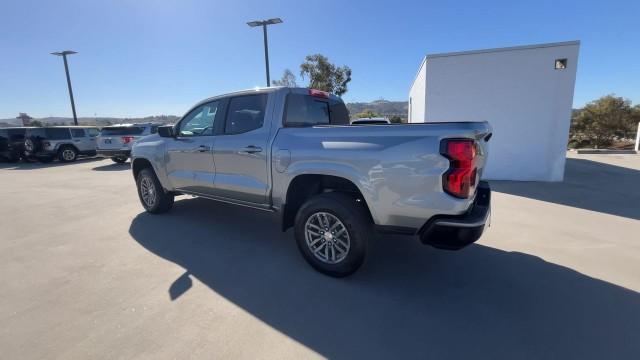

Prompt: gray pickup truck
[{"left": 131, "top": 87, "right": 492, "bottom": 276}]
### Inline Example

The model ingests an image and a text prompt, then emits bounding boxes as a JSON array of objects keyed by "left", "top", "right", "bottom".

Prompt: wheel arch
[
  {"left": 57, "top": 143, "right": 79, "bottom": 153},
  {"left": 281, "top": 174, "right": 374, "bottom": 232}
]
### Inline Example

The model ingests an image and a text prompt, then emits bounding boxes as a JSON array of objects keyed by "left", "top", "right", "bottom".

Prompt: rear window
[
  {"left": 7, "top": 128, "right": 26, "bottom": 136},
  {"left": 25, "top": 128, "right": 71, "bottom": 139},
  {"left": 26, "top": 128, "right": 47, "bottom": 138},
  {"left": 284, "top": 94, "right": 350, "bottom": 127},
  {"left": 71, "top": 129, "right": 85, "bottom": 137},
  {"left": 225, "top": 95, "right": 268, "bottom": 135},
  {"left": 101, "top": 127, "right": 144, "bottom": 136},
  {"left": 8, "top": 128, "right": 26, "bottom": 140},
  {"left": 45, "top": 128, "right": 72, "bottom": 140}
]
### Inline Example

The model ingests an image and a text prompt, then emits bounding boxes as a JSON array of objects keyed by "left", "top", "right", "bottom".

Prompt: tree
[
  {"left": 570, "top": 95, "right": 635, "bottom": 148},
  {"left": 29, "top": 120, "right": 44, "bottom": 127},
  {"left": 16, "top": 112, "right": 33, "bottom": 126},
  {"left": 272, "top": 69, "right": 297, "bottom": 87},
  {"left": 355, "top": 109, "right": 378, "bottom": 119},
  {"left": 299, "top": 54, "right": 351, "bottom": 96}
]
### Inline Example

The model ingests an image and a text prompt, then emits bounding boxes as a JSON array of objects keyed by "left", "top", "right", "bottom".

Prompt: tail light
[
  {"left": 121, "top": 136, "right": 134, "bottom": 144},
  {"left": 440, "top": 139, "right": 477, "bottom": 198},
  {"left": 309, "top": 89, "right": 329, "bottom": 98}
]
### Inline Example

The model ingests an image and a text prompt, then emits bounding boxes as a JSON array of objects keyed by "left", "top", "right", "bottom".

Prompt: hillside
[{"left": 0, "top": 115, "right": 180, "bottom": 127}]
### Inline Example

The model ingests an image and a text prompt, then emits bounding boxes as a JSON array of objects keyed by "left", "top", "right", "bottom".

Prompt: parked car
[
  {"left": 23, "top": 126, "right": 99, "bottom": 163},
  {"left": 131, "top": 87, "right": 492, "bottom": 277},
  {"left": 350, "top": 118, "right": 391, "bottom": 125},
  {"left": 0, "top": 127, "right": 27, "bottom": 162},
  {"left": 96, "top": 123, "right": 159, "bottom": 163}
]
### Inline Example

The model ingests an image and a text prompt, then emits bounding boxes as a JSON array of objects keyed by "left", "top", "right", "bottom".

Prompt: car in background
[
  {"left": 23, "top": 126, "right": 99, "bottom": 163},
  {"left": 350, "top": 118, "right": 391, "bottom": 125},
  {"left": 96, "top": 123, "right": 159, "bottom": 163},
  {"left": 0, "top": 127, "right": 27, "bottom": 162}
]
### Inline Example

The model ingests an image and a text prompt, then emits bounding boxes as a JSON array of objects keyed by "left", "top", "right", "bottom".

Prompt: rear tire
[
  {"left": 294, "top": 192, "right": 371, "bottom": 277},
  {"left": 58, "top": 146, "right": 78, "bottom": 162},
  {"left": 136, "top": 168, "right": 174, "bottom": 214},
  {"left": 111, "top": 157, "right": 127, "bottom": 164}
]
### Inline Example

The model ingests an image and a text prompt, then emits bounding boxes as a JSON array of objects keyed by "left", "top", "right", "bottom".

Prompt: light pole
[
  {"left": 51, "top": 50, "right": 78, "bottom": 125},
  {"left": 247, "top": 18, "right": 282, "bottom": 87}
]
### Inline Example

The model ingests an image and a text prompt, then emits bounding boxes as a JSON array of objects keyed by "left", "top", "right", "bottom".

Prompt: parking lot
[{"left": 1, "top": 153, "right": 639, "bottom": 359}]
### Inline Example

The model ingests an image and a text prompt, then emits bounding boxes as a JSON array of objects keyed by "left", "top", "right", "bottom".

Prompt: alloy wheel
[
  {"left": 304, "top": 212, "right": 351, "bottom": 264},
  {"left": 140, "top": 176, "right": 157, "bottom": 208}
]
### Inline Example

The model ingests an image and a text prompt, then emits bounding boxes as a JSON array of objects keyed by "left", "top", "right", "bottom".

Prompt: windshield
[{"left": 100, "top": 127, "right": 144, "bottom": 136}]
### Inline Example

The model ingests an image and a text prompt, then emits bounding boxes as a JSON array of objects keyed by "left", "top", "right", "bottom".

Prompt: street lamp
[
  {"left": 247, "top": 18, "right": 283, "bottom": 87},
  {"left": 51, "top": 50, "right": 78, "bottom": 125}
]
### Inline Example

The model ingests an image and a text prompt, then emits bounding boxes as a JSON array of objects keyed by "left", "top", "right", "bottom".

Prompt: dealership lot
[{"left": 1, "top": 153, "right": 639, "bottom": 359}]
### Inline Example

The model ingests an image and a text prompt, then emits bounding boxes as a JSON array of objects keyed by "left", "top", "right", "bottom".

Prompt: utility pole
[
  {"left": 51, "top": 50, "right": 78, "bottom": 125},
  {"left": 247, "top": 18, "right": 283, "bottom": 87}
]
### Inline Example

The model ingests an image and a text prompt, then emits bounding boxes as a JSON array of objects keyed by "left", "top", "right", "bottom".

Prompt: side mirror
[{"left": 158, "top": 125, "right": 175, "bottom": 138}]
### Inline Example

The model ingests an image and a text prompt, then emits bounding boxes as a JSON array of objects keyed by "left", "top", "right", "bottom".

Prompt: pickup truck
[{"left": 131, "top": 87, "right": 492, "bottom": 277}]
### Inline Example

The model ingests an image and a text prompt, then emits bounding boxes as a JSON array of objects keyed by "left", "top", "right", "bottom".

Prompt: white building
[{"left": 409, "top": 41, "right": 580, "bottom": 181}]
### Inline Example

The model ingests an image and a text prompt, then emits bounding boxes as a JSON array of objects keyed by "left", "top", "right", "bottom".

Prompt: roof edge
[{"left": 426, "top": 40, "right": 581, "bottom": 59}]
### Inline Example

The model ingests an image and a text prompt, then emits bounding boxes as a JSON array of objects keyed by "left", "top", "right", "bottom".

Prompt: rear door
[
  {"left": 165, "top": 100, "right": 222, "bottom": 195},
  {"left": 211, "top": 93, "right": 271, "bottom": 204},
  {"left": 70, "top": 128, "right": 94, "bottom": 152}
]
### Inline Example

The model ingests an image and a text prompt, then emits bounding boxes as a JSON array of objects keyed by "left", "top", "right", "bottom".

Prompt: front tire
[
  {"left": 294, "top": 192, "right": 371, "bottom": 277},
  {"left": 136, "top": 168, "right": 174, "bottom": 214}
]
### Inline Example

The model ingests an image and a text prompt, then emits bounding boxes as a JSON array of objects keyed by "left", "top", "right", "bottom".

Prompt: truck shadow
[
  {"left": 91, "top": 162, "right": 131, "bottom": 171},
  {"left": 129, "top": 198, "right": 640, "bottom": 359},
  {"left": 491, "top": 158, "right": 640, "bottom": 220}
]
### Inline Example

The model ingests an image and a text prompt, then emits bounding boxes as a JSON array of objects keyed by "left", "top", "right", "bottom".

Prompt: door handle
[
  {"left": 239, "top": 145, "right": 262, "bottom": 154},
  {"left": 195, "top": 145, "right": 211, "bottom": 153}
]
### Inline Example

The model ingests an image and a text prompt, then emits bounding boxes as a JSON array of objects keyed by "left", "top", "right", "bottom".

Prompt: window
[
  {"left": 179, "top": 101, "right": 220, "bottom": 136},
  {"left": 284, "top": 93, "right": 349, "bottom": 127},
  {"left": 71, "top": 129, "right": 85, "bottom": 137},
  {"left": 87, "top": 128, "right": 100, "bottom": 137},
  {"left": 25, "top": 128, "right": 47, "bottom": 138},
  {"left": 150, "top": 125, "right": 158, "bottom": 134},
  {"left": 101, "top": 127, "right": 144, "bottom": 136},
  {"left": 44, "top": 128, "right": 71, "bottom": 140},
  {"left": 7, "top": 128, "right": 26, "bottom": 141},
  {"left": 555, "top": 58, "right": 567, "bottom": 70},
  {"left": 225, "top": 95, "right": 268, "bottom": 134}
]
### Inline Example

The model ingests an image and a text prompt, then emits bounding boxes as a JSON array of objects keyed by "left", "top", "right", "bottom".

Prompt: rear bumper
[
  {"left": 418, "top": 181, "right": 491, "bottom": 250},
  {"left": 97, "top": 149, "right": 131, "bottom": 158}
]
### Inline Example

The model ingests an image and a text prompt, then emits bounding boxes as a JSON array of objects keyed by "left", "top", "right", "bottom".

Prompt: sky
[{"left": 1, "top": 0, "right": 639, "bottom": 118}]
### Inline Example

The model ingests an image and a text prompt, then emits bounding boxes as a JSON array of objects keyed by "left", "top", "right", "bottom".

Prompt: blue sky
[{"left": 1, "top": 0, "right": 638, "bottom": 118}]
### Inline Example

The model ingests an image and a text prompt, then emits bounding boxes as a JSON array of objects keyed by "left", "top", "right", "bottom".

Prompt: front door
[
  {"left": 211, "top": 94, "right": 271, "bottom": 205},
  {"left": 165, "top": 101, "right": 221, "bottom": 195}
]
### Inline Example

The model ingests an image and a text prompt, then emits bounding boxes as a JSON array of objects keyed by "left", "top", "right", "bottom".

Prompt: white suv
[{"left": 96, "top": 123, "right": 159, "bottom": 163}]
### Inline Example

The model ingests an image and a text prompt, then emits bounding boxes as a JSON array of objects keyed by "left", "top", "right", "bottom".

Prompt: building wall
[
  {"left": 408, "top": 58, "right": 427, "bottom": 123},
  {"left": 422, "top": 41, "right": 580, "bottom": 181}
]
